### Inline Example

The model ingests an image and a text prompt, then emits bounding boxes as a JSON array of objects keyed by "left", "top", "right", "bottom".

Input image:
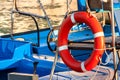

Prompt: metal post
[{"left": 110, "top": 0, "right": 118, "bottom": 80}]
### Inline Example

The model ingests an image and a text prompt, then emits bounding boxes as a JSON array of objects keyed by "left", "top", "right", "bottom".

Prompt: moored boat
[{"left": 1, "top": 0, "right": 120, "bottom": 80}]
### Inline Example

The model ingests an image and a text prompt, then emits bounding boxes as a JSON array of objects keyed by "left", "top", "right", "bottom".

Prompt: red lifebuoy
[{"left": 58, "top": 12, "right": 105, "bottom": 72}]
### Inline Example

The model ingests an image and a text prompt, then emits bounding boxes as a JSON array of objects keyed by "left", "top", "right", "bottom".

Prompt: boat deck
[{"left": 39, "top": 65, "right": 116, "bottom": 80}]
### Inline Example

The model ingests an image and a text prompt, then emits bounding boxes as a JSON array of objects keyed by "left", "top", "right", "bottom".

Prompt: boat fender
[{"left": 58, "top": 12, "right": 105, "bottom": 72}]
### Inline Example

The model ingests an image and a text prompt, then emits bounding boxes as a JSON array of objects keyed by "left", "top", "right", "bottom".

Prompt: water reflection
[{"left": 0, "top": 0, "right": 77, "bottom": 35}]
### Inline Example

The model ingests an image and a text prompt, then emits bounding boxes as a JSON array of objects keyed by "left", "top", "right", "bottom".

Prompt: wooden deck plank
[{"left": 68, "top": 36, "right": 120, "bottom": 50}]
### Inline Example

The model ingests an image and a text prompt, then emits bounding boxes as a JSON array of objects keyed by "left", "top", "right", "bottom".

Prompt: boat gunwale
[{"left": 1, "top": 28, "right": 50, "bottom": 38}]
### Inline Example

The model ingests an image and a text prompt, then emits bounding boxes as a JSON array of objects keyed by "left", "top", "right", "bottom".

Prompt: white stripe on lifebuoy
[
  {"left": 58, "top": 45, "right": 68, "bottom": 51},
  {"left": 81, "top": 62, "right": 87, "bottom": 72},
  {"left": 71, "top": 13, "right": 76, "bottom": 24},
  {"left": 94, "top": 32, "right": 104, "bottom": 38}
]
